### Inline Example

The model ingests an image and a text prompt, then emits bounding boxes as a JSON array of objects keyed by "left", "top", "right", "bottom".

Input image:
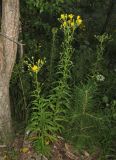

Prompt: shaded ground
[{"left": 0, "top": 134, "right": 101, "bottom": 160}]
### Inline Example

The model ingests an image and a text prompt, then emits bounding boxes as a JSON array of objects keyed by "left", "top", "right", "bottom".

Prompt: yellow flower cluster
[
  {"left": 25, "top": 57, "right": 46, "bottom": 74},
  {"left": 76, "top": 15, "right": 82, "bottom": 26},
  {"left": 59, "top": 13, "right": 83, "bottom": 30},
  {"left": 31, "top": 59, "right": 45, "bottom": 73}
]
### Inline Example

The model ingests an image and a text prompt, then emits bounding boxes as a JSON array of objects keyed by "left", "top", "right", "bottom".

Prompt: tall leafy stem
[
  {"left": 25, "top": 14, "right": 83, "bottom": 156},
  {"left": 49, "top": 28, "right": 58, "bottom": 82}
]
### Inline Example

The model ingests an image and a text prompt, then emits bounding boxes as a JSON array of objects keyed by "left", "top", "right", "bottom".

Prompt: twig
[
  {"left": 0, "top": 32, "right": 24, "bottom": 46},
  {"left": 0, "top": 32, "right": 25, "bottom": 58},
  {"left": 0, "top": 144, "right": 7, "bottom": 148}
]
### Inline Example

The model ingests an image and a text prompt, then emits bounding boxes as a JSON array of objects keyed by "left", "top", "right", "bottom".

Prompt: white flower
[
  {"left": 96, "top": 74, "right": 105, "bottom": 82},
  {"left": 26, "top": 130, "right": 30, "bottom": 135}
]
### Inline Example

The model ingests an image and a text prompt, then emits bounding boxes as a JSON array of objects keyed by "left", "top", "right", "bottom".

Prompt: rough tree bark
[{"left": 0, "top": 0, "right": 19, "bottom": 144}]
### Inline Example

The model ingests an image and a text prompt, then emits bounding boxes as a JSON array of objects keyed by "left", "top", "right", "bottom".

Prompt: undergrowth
[{"left": 10, "top": 13, "right": 116, "bottom": 159}]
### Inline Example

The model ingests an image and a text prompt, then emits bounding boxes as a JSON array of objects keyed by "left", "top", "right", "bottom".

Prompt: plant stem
[{"left": 19, "top": 73, "right": 27, "bottom": 119}]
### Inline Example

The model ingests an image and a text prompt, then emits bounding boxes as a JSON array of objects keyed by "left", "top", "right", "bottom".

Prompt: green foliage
[
  {"left": 10, "top": 60, "right": 29, "bottom": 121},
  {"left": 92, "top": 34, "right": 112, "bottom": 76},
  {"left": 73, "top": 42, "right": 94, "bottom": 83},
  {"left": 64, "top": 33, "right": 116, "bottom": 159},
  {"left": 26, "top": 0, "right": 76, "bottom": 14},
  {"left": 46, "top": 15, "right": 78, "bottom": 138},
  {"left": 9, "top": 1, "right": 116, "bottom": 159},
  {"left": 28, "top": 90, "right": 57, "bottom": 156},
  {"left": 25, "top": 17, "right": 75, "bottom": 155},
  {"left": 49, "top": 27, "right": 58, "bottom": 82},
  {"left": 65, "top": 81, "right": 100, "bottom": 149}
]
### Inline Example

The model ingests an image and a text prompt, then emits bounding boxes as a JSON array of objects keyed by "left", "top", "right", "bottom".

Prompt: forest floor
[
  {"left": 0, "top": 121, "right": 101, "bottom": 160},
  {"left": 0, "top": 132, "right": 100, "bottom": 160}
]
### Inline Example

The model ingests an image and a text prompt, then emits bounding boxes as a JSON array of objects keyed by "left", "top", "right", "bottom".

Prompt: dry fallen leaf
[
  {"left": 83, "top": 150, "right": 90, "bottom": 157},
  {"left": 20, "top": 147, "right": 29, "bottom": 153},
  {"left": 65, "top": 143, "right": 79, "bottom": 160}
]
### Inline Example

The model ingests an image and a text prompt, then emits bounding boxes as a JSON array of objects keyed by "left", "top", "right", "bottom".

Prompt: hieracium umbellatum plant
[
  {"left": 25, "top": 13, "right": 83, "bottom": 156},
  {"left": 46, "top": 13, "right": 83, "bottom": 136}
]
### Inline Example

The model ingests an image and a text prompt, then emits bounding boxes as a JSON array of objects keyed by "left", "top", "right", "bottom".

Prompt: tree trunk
[
  {"left": 0, "top": 0, "right": 19, "bottom": 144},
  {"left": 0, "top": 76, "right": 12, "bottom": 144}
]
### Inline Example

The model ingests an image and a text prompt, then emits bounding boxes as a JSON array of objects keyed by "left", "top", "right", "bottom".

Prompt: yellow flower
[
  {"left": 76, "top": 15, "right": 82, "bottom": 26},
  {"left": 67, "top": 20, "right": 71, "bottom": 24},
  {"left": 62, "top": 21, "right": 67, "bottom": 28},
  {"left": 70, "top": 22, "right": 75, "bottom": 27},
  {"left": 76, "top": 19, "right": 82, "bottom": 26},
  {"left": 65, "top": 14, "right": 68, "bottom": 19},
  {"left": 32, "top": 65, "right": 39, "bottom": 72},
  {"left": 77, "top": 15, "right": 81, "bottom": 19},
  {"left": 68, "top": 14, "right": 74, "bottom": 19},
  {"left": 60, "top": 14, "right": 65, "bottom": 20}
]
